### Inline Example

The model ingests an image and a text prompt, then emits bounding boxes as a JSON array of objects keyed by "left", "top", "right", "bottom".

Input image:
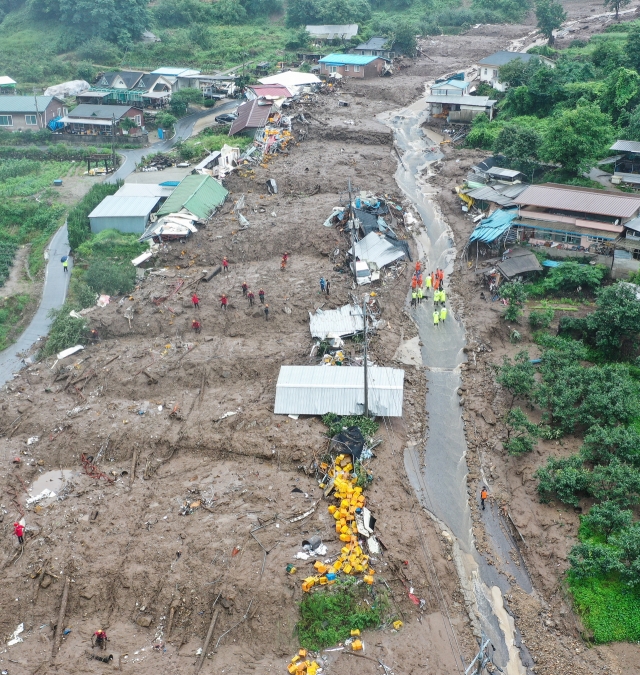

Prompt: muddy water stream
[{"left": 380, "top": 100, "right": 527, "bottom": 674}]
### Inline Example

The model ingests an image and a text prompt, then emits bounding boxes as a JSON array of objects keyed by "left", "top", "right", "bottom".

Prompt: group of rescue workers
[{"left": 409, "top": 262, "right": 448, "bottom": 327}]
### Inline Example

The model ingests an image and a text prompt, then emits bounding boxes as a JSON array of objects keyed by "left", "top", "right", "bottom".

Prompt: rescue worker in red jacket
[{"left": 13, "top": 522, "right": 24, "bottom": 545}]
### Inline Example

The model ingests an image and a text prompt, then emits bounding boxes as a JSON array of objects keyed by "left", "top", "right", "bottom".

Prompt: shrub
[
  {"left": 496, "top": 350, "right": 536, "bottom": 407},
  {"left": 529, "top": 308, "right": 554, "bottom": 329},
  {"left": 504, "top": 407, "right": 539, "bottom": 455},
  {"left": 582, "top": 501, "right": 632, "bottom": 540},
  {"left": 536, "top": 454, "right": 590, "bottom": 505},
  {"left": 84, "top": 259, "right": 136, "bottom": 296},
  {"left": 500, "top": 280, "right": 528, "bottom": 322},
  {"left": 42, "top": 305, "right": 87, "bottom": 357}
]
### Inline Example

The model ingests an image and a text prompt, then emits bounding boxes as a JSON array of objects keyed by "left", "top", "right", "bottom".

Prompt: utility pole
[
  {"left": 363, "top": 297, "right": 369, "bottom": 417},
  {"left": 348, "top": 178, "right": 357, "bottom": 282},
  {"left": 111, "top": 113, "right": 117, "bottom": 174},
  {"left": 464, "top": 633, "right": 502, "bottom": 675},
  {"left": 33, "top": 88, "right": 41, "bottom": 130}
]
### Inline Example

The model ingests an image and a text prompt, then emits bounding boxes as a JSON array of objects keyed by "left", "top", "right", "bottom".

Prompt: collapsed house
[
  {"left": 274, "top": 365, "right": 404, "bottom": 417},
  {"left": 309, "top": 304, "right": 365, "bottom": 343},
  {"left": 139, "top": 174, "right": 228, "bottom": 243},
  {"left": 350, "top": 232, "right": 408, "bottom": 283},
  {"left": 192, "top": 144, "right": 241, "bottom": 179}
]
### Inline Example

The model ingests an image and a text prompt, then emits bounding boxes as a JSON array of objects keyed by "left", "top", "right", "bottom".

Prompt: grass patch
[
  {"left": 570, "top": 576, "right": 640, "bottom": 643},
  {"left": 0, "top": 293, "right": 33, "bottom": 351},
  {"left": 297, "top": 582, "right": 387, "bottom": 651},
  {"left": 322, "top": 413, "right": 379, "bottom": 439},
  {"left": 175, "top": 128, "right": 253, "bottom": 162}
]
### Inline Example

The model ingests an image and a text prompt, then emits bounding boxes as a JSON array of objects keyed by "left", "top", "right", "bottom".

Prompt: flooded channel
[{"left": 380, "top": 99, "right": 527, "bottom": 674}]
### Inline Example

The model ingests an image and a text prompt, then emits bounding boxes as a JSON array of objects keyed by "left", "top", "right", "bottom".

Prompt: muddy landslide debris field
[{"left": 2, "top": 11, "right": 640, "bottom": 675}]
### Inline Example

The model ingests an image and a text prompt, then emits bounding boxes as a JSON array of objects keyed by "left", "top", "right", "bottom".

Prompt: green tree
[
  {"left": 497, "top": 350, "right": 537, "bottom": 407},
  {"left": 504, "top": 407, "right": 539, "bottom": 455},
  {"left": 588, "top": 459, "right": 640, "bottom": 507},
  {"left": 189, "top": 24, "right": 211, "bottom": 49},
  {"left": 211, "top": 0, "right": 248, "bottom": 23},
  {"left": 529, "top": 308, "right": 554, "bottom": 329},
  {"left": 541, "top": 260, "right": 606, "bottom": 294},
  {"left": 580, "top": 425, "right": 640, "bottom": 467},
  {"left": 170, "top": 88, "right": 203, "bottom": 117},
  {"left": 393, "top": 21, "right": 417, "bottom": 56},
  {"left": 600, "top": 67, "right": 640, "bottom": 119},
  {"left": 591, "top": 40, "right": 625, "bottom": 72},
  {"left": 603, "top": 0, "right": 630, "bottom": 20},
  {"left": 625, "top": 24, "right": 640, "bottom": 72},
  {"left": 156, "top": 112, "right": 177, "bottom": 130},
  {"left": 627, "top": 104, "right": 640, "bottom": 141},
  {"left": 582, "top": 501, "right": 632, "bottom": 539},
  {"left": 242, "top": 0, "right": 283, "bottom": 15},
  {"left": 535, "top": 0, "right": 566, "bottom": 45},
  {"left": 286, "top": 0, "right": 321, "bottom": 26},
  {"left": 40, "top": 0, "right": 150, "bottom": 43},
  {"left": 611, "top": 525, "right": 640, "bottom": 585},
  {"left": 472, "top": 0, "right": 531, "bottom": 21},
  {"left": 493, "top": 124, "right": 541, "bottom": 175},
  {"left": 536, "top": 454, "right": 590, "bottom": 506},
  {"left": 585, "top": 282, "right": 640, "bottom": 356},
  {"left": 540, "top": 103, "right": 614, "bottom": 174},
  {"left": 500, "top": 280, "right": 528, "bottom": 321},
  {"left": 154, "top": 0, "right": 209, "bottom": 26},
  {"left": 85, "top": 259, "right": 136, "bottom": 296},
  {"left": 568, "top": 541, "right": 621, "bottom": 579},
  {"left": 67, "top": 183, "right": 120, "bottom": 250}
]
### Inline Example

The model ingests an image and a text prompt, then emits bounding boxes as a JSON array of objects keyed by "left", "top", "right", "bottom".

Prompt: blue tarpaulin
[
  {"left": 469, "top": 209, "right": 517, "bottom": 244},
  {"left": 542, "top": 260, "right": 561, "bottom": 267},
  {"left": 48, "top": 116, "right": 63, "bottom": 131}
]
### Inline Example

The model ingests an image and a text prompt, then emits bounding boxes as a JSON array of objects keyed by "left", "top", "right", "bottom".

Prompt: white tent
[{"left": 44, "top": 80, "right": 91, "bottom": 97}]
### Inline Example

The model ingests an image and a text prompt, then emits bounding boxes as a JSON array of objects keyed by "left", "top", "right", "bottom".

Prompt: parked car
[{"left": 215, "top": 113, "right": 238, "bottom": 124}]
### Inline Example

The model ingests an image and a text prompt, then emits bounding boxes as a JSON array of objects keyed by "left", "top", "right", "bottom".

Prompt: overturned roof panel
[
  {"left": 469, "top": 209, "right": 518, "bottom": 244},
  {"left": 157, "top": 174, "right": 228, "bottom": 220},
  {"left": 274, "top": 366, "right": 404, "bottom": 417},
  {"left": 309, "top": 304, "right": 364, "bottom": 340},
  {"left": 229, "top": 99, "right": 272, "bottom": 135},
  {"left": 351, "top": 232, "right": 406, "bottom": 268},
  {"left": 496, "top": 249, "right": 543, "bottom": 279},
  {"left": 465, "top": 186, "right": 516, "bottom": 207}
]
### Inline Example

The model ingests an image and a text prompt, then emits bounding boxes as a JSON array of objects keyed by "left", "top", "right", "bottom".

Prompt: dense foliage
[{"left": 67, "top": 182, "right": 120, "bottom": 250}]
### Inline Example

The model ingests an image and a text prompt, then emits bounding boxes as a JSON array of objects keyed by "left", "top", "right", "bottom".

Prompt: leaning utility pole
[
  {"left": 348, "top": 178, "right": 357, "bottom": 282},
  {"left": 111, "top": 113, "right": 117, "bottom": 174},
  {"left": 465, "top": 633, "right": 502, "bottom": 675},
  {"left": 363, "top": 297, "right": 369, "bottom": 417},
  {"left": 33, "top": 88, "right": 41, "bottom": 130}
]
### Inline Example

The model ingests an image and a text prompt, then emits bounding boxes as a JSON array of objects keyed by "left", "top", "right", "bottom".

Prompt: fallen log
[
  {"left": 51, "top": 576, "right": 70, "bottom": 663},
  {"left": 194, "top": 595, "right": 220, "bottom": 674}
]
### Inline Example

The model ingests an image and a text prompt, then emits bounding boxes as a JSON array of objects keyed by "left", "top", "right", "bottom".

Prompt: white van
[{"left": 353, "top": 260, "right": 372, "bottom": 285}]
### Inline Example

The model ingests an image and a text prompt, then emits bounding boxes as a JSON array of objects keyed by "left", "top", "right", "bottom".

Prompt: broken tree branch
[
  {"left": 50, "top": 576, "right": 70, "bottom": 663},
  {"left": 214, "top": 599, "right": 253, "bottom": 650},
  {"left": 194, "top": 594, "right": 221, "bottom": 674}
]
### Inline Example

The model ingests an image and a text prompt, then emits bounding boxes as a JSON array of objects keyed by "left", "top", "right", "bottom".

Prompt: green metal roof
[{"left": 157, "top": 174, "right": 228, "bottom": 220}]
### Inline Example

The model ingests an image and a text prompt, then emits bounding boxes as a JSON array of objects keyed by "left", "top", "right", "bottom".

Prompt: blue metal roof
[
  {"left": 432, "top": 79, "right": 469, "bottom": 89},
  {"left": 319, "top": 53, "right": 381, "bottom": 65},
  {"left": 469, "top": 209, "right": 517, "bottom": 244}
]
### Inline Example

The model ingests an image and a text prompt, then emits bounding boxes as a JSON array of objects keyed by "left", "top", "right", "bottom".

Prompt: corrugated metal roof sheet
[
  {"left": 229, "top": 99, "right": 272, "bottom": 135},
  {"left": 465, "top": 186, "right": 516, "bottom": 207},
  {"left": 516, "top": 217, "right": 620, "bottom": 240},
  {"left": 151, "top": 67, "right": 200, "bottom": 77},
  {"left": 157, "top": 175, "right": 228, "bottom": 220},
  {"left": 89, "top": 196, "right": 159, "bottom": 219},
  {"left": 625, "top": 216, "right": 640, "bottom": 233},
  {"left": 478, "top": 51, "right": 538, "bottom": 66},
  {"left": 425, "top": 95, "right": 495, "bottom": 106},
  {"left": 116, "top": 184, "right": 174, "bottom": 199},
  {"left": 274, "top": 366, "right": 404, "bottom": 417},
  {"left": 431, "top": 80, "right": 469, "bottom": 90},
  {"left": 319, "top": 53, "right": 382, "bottom": 65},
  {"left": 469, "top": 209, "right": 517, "bottom": 243},
  {"left": 611, "top": 140, "right": 640, "bottom": 153},
  {"left": 354, "top": 37, "right": 389, "bottom": 51},
  {"left": 351, "top": 232, "right": 406, "bottom": 268},
  {"left": 515, "top": 183, "right": 640, "bottom": 219},
  {"left": 309, "top": 305, "right": 364, "bottom": 340},
  {"left": 495, "top": 183, "right": 528, "bottom": 198},
  {"left": 247, "top": 84, "right": 293, "bottom": 98},
  {"left": 68, "top": 104, "right": 138, "bottom": 120},
  {"left": 0, "top": 95, "right": 57, "bottom": 113},
  {"left": 486, "top": 167, "right": 523, "bottom": 179},
  {"left": 496, "top": 250, "right": 542, "bottom": 278}
]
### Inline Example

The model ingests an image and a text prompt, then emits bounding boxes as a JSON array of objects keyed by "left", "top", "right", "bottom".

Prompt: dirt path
[{"left": 1, "top": 245, "right": 31, "bottom": 297}]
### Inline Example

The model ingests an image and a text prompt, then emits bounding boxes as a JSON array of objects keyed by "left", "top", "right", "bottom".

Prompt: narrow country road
[
  {"left": 107, "top": 100, "right": 239, "bottom": 183},
  {"left": 0, "top": 224, "right": 71, "bottom": 387}
]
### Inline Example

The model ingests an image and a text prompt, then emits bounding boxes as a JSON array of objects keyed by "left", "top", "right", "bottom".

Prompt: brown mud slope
[
  {"left": 2, "top": 3, "right": 639, "bottom": 672},
  {"left": 0, "top": 75, "right": 478, "bottom": 675}
]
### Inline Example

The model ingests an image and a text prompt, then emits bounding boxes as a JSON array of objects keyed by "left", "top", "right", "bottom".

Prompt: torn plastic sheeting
[
  {"left": 329, "top": 426, "right": 365, "bottom": 461},
  {"left": 26, "top": 489, "right": 56, "bottom": 505},
  {"left": 355, "top": 507, "right": 376, "bottom": 538},
  {"left": 367, "top": 535, "right": 381, "bottom": 555},
  {"left": 7, "top": 623, "right": 24, "bottom": 646},
  {"left": 132, "top": 250, "right": 153, "bottom": 267},
  {"left": 97, "top": 295, "right": 110, "bottom": 307},
  {"left": 56, "top": 345, "right": 84, "bottom": 360}
]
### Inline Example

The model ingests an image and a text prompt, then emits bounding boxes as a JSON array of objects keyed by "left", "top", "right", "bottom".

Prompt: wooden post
[
  {"left": 194, "top": 596, "right": 220, "bottom": 674},
  {"left": 130, "top": 448, "right": 138, "bottom": 486},
  {"left": 51, "top": 576, "right": 70, "bottom": 663}
]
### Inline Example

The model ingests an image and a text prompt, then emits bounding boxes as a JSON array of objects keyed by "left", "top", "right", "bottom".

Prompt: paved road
[
  {"left": 107, "top": 100, "right": 239, "bottom": 183},
  {"left": 0, "top": 224, "right": 71, "bottom": 387}
]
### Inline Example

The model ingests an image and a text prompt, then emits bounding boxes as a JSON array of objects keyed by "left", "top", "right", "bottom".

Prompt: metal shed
[
  {"left": 309, "top": 305, "right": 364, "bottom": 340},
  {"left": 89, "top": 196, "right": 160, "bottom": 234},
  {"left": 274, "top": 366, "right": 404, "bottom": 417}
]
